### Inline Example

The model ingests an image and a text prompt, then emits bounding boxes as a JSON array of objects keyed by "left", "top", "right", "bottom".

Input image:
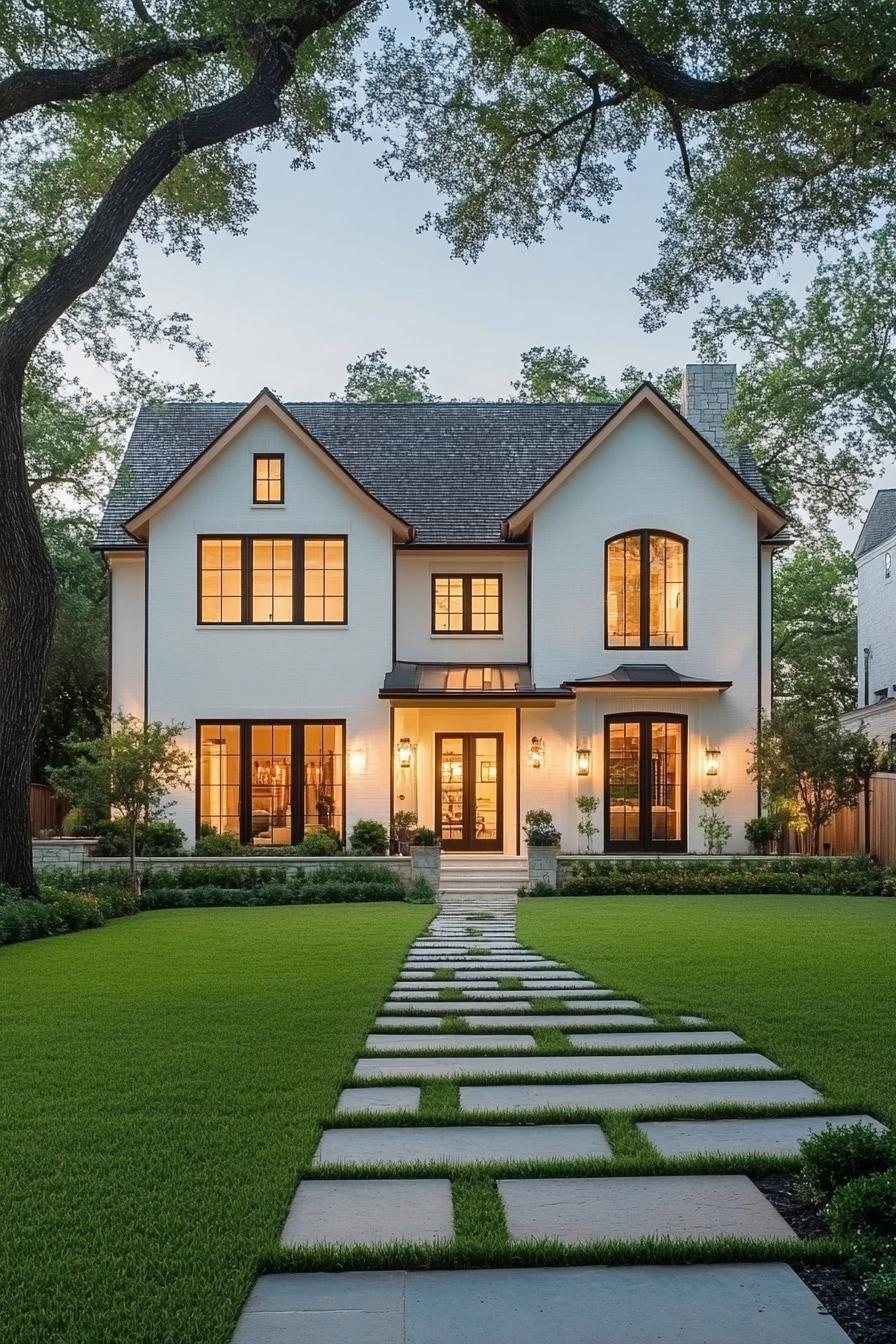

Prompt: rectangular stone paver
[
  {"left": 313, "top": 1123, "right": 612, "bottom": 1168},
  {"left": 383, "top": 1000, "right": 534, "bottom": 1011},
  {"left": 499, "top": 1175, "right": 797, "bottom": 1244},
  {"left": 356, "top": 1052, "right": 776, "bottom": 1079},
  {"left": 640, "top": 1114, "right": 890, "bottom": 1158},
  {"left": 460, "top": 1079, "right": 822, "bottom": 1113},
  {"left": 335, "top": 1087, "right": 421, "bottom": 1115},
  {"left": 365, "top": 1034, "right": 536, "bottom": 1053},
  {"left": 233, "top": 1264, "right": 853, "bottom": 1343},
  {"left": 281, "top": 1179, "right": 453, "bottom": 1247}
]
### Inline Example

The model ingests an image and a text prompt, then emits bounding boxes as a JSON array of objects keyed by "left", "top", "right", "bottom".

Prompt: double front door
[
  {"left": 436, "top": 733, "right": 503, "bottom": 851},
  {"left": 605, "top": 715, "right": 687, "bottom": 852}
]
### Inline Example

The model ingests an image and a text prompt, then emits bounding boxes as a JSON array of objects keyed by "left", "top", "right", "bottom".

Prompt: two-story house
[
  {"left": 95, "top": 364, "right": 789, "bottom": 855},
  {"left": 842, "top": 490, "right": 896, "bottom": 748}
]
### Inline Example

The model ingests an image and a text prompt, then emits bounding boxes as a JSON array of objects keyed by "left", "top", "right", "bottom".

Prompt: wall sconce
[
  {"left": 349, "top": 745, "right": 367, "bottom": 776},
  {"left": 527, "top": 736, "right": 545, "bottom": 769},
  {"left": 397, "top": 737, "right": 414, "bottom": 769},
  {"left": 576, "top": 745, "right": 592, "bottom": 776},
  {"left": 705, "top": 747, "right": 721, "bottom": 776}
]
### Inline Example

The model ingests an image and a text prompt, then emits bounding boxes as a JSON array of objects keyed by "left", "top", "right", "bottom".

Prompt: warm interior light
[
  {"left": 576, "top": 745, "right": 591, "bottom": 776},
  {"left": 705, "top": 747, "right": 721, "bottom": 776},
  {"left": 397, "top": 737, "right": 413, "bottom": 768},
  {"left": 349, "top": 745, "right": 367, "bottom": 776},
  {"left": 528, "top": 736, "right": 545, "bottom": 769}
]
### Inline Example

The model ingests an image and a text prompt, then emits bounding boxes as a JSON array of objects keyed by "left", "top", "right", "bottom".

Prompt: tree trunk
[
  {"left": 0, "top": 370, "right": 58, "bottom": 896},
  {"left": 129, "top": 816, "right": 139, "bottom": 894}
]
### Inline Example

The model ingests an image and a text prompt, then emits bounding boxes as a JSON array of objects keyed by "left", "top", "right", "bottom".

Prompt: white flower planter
[{"left": 527, "top": 842, "right": 559, "bottom": 889}]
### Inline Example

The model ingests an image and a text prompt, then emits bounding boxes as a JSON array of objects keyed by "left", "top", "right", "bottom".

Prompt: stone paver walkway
[{"left": 232, "top": 887, "right": 886, "bottom": 1343}]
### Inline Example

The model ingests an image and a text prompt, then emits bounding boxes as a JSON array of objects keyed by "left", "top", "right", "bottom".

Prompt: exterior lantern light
[
  {"left": 349, "top": 745, "right": 367, "bottom": 776},
  {"left": 576, "top": 745, "right": 591, "bottom": 776},
  {"left": 528, "top": 736, "right": 545, "bottom": 769},
  {"left": 705, "top": 747, "right": 721, "bottom": 776},
  {"left": 397, "top": 737, "right": 414, "bottom": 768}
]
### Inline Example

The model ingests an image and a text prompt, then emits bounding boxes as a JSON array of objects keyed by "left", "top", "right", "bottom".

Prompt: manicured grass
[
  {"left": 0, "top": 903, "right": 429, "bottom": 1344},
  {"left": 520, "top": 894, "right": 896, "bottom": 1124}
]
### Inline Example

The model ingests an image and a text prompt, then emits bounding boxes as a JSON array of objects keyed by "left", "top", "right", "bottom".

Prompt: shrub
[
  {"left": 61, "top": 806, "right": 94, "bottom": 837},
  {"left": 93, "top": 817, "right": 185, "bottom": 858},
  {"left": 828, "top": 1171, "right": 896, "bottom": 1241},
  {"left": 405, "top": 877, "right": 437, "bottom": 903},
  {"left": 294, "top": 829, "right": 343, "bottom": 856},
  {"left": 141, "top": 881, "right": 406, "bottom": 909},
  {"left": 744, "top": 816, "right": 777, "bottom": 855},
  {"left": 43, "top": 891, "right": 105, "bottom": 931},
  {"left": 524, "top": 809, "right": 561, "bottom": 846},
  {"left": 301, "top": 862, "right": 397, "bottom": 886},
  {"left": 193, "top": 828, "right": 243, "bottom": 856},
  {"left": 797, "top": 1123, "right": 896, "bottom": 1205},
  {"left": 0, "top": 899, "right": 60, "bottom": 946},
  {"left": 411, "top": 827, "right": 438, "bottom": 846},
  {"left": 89, "top": 882, "right": 142, "bottom": 918},
  {"left": 349, "top": 819, "right": 388, "bottom": 855},
  {"left": 698, "top": 788, "right": 731, "bottom": 855},
  {"left": 866, "top": 1263, "right": 896, "bottom": 1311},
  {"left": 519, "top": 880, "right": 556, "bottom": 898},
  {"left": 558, "top": 855, "right": 889, "bottom": 897}
]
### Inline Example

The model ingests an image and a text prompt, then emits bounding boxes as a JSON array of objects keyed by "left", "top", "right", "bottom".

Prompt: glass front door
[
  {"left": 605, "top": 715, "right": 686, "bottom": 852},
  {"left": 436, "top": 733, "right": 503, "bottom": 851}
]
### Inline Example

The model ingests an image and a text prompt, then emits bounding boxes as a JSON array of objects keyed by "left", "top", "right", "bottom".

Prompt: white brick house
[
  {"left": 842, "top": 490, "right": 896, "bottom": 747},
  {"left": 95, "top": 365, "right": 789, "bottom": 854}
]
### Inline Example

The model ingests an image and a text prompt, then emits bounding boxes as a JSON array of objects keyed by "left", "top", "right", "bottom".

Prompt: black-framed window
[
  {"left": 197, "top": 719, "right": 345, "bottom": 846},
  {"left": 253, "top": 454, "right": 284, "bottom": 503},
  {"left": 604, "top": 713, "right": 687, "bottom": 853},
  {"left": 605, "top": 531, "right": 687, "bottom": 649},
  {"left": 197, "top": 535, "right": 347, "bottom": 625},
  {"left": 432, "top": 574, "right": 502, "bottom": 634}
]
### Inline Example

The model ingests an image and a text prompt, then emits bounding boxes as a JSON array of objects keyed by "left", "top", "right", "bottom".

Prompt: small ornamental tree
[
  {"left": 749, "top": 709, "right": 879, "bottom": 856},
  {"left": 575, "top": 794, "right": 599, "bottom": 853},
  {"left": 698, "top": 787, "right": 731, "bottom": 855},
  {"left": 50, "top": 715, "right": 191, "bottom": 890}
]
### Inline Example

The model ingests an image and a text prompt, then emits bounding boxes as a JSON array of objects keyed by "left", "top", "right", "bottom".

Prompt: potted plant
[
  {"left": 391, "top": 809, "right": 418, "bottom": 856},
  {"left": 409, "top": 826, "right": 440, "bottom": 888},
  {"left": 524, "top": 808, "right": 561, "bottom": 888}
]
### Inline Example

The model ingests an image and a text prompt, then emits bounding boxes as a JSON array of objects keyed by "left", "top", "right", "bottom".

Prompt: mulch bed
[{"left": 756, "top": 1175, "right": 896, "bottom": 1344}]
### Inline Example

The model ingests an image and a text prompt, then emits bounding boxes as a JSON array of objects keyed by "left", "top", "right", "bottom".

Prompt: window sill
[
  {"left": 250, "top": 503, "right": 286, "bottom": 509},
  {"left": 430, "top": 632, "right": 504, "bottom": 639},
  {"left": 196, "top": 623, "right": 349, "bottom": 631}
]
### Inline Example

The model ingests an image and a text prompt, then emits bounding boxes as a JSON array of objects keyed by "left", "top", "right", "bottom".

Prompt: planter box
[
  {"left": 410, "top": 845, "right": 440, "bottom": 890},
  {"left": 32, "top": 838, "right": 99, "bottom": 872},
  {"left": 527, "top": 842, "right": 559, "bottom": 889}
]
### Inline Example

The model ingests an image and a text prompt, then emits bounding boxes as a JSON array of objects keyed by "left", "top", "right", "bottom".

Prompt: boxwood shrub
[
  {"left": 555, "top": 855, "right": 891, "bottom": 897},
  {"left": 797, "top": 1123, "right": 896, "bottom": 1205},
  {"left": 141, "top": 880, "right": 409, "bottom": 909}
]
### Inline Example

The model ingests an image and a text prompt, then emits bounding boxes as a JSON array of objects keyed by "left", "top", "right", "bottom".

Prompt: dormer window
[
  {"left": 253, "top": 454, "right": 284, "bottom": 503},
  {"left": 605, "top": 531, "right": 686, "bottom": 649}
]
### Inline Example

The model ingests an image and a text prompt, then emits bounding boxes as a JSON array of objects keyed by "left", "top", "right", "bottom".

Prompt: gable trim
[
  {"left": 501, "top": 383, "right": 788, "bottom": 538},
  {"left": 123, "top": 388, "right": 414, "bottom": 542}
]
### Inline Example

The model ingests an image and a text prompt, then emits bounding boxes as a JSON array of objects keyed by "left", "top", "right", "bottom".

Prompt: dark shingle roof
[
  {"left": 95, "top": 397, "right": 780, "bottom": 549},
  {"left": 854, "top": 490, "right": 896, "bottom": 559}
]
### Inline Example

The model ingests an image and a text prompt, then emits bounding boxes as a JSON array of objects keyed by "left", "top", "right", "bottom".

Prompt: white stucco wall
[
  {"left": 856, "top": 538, "right": 896, "bottom": 707},
  {"left": 524, "top": 401, "right": 767, "bottom": 851},
  {"left": 108, "top": 552, "right": 145, "bottom": 720},
  {"left": 143, "top": 408, "right": 394, "bottom": 842},
  {"left": 395, "top": 549, "right": 528, "bottom": 664}
]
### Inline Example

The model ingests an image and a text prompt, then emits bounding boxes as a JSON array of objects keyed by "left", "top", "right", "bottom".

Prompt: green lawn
[
  {"left": 0, "top": 904, "right": 429, "bottom": 1344},
  {"left": 520, "top": 893, "right": 896, "bottom": 1125}
]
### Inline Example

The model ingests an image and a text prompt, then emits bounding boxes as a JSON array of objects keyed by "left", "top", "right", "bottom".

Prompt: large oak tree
[{"left": 2, "top": 0, "right": 895, "bottom": 892}]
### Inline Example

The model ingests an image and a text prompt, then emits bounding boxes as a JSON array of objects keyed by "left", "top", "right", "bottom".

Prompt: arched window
[{"left": 605, "top": 532, "right": 687, "bottom": 649}]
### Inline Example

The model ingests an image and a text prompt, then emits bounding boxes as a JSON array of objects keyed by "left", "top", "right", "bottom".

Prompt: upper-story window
[
  {"left": 432, "top": 575, "right": 502, "bottom": 634},
  {"left": 199, "top": 535, "right": 346, "bottom": 625},
  {"left": 605, "top": 531, "right": 686, "bottom": 648},
  {"left": 253, "top": 454, "right": 284, "bottom": 503}
]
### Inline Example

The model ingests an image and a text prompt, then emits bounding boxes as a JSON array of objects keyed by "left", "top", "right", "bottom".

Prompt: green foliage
[
  {"left": 828, "top": 1171, "right": 896, "bottom": 1241},
  {"left": 337, "top": 350, "right": 438, "bottom": 401},
  {"left": 744, "top": 816, "right": 777, "bottom": 855},
  {"left": 510, "top": 348, "right": 680, "bottom": 403},
  {"left": 411, "top": 827, "right": 438, "bottom": 846},
  {"left": 0, "top": 879, "right": 141, "bottom": 946},
  {"left": 405, "top": 877, "right": 437, "bottom": 903},
  {"left": 349, "top": 819, "right": 389, "bottom": 855},
  {"left": 772, "top": 544, "right": 857, "bottom": 713},
  {"left": 293, "top": 829, "right": 343, "bottom": 856},
  {"left": 141, "top": 881, "right": 407, "bottom": 908},
  {"left": 93, "top": 818, "right": 186, "bottom": 857},
  {"left": 575, "top": 794, "right": 599, "bottom": 853},
  {"left": 558, "top": 855, "right": 890, "bottom": 896},
  {"left": 698, "top": 787, "right": 731, "bottom": 856},
  {"left": 521, "top": 880, "right": 557, "bottom": 898},
  {"left": 192, "top": 828, "right": 244, "bottom": 856},
  {"left": 523, "top": 808, "right": 560, "bottom": 845},
  {"left": 391, "top": 810, "right": 419, "bottom": 848},
  {"left": 750, "top": 708, "right": 880, "bottom": 853},
  {"left": 797, "top": 1124, "right": 896, "bottom": 1206}
]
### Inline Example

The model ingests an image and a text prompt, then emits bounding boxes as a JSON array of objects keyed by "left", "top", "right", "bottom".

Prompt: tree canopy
[
  {"left": 337, "top": 349, "right": 439, "bottom": 401},
  {"left": 772, "top": 542, "right": 857, "bottom": 718}
]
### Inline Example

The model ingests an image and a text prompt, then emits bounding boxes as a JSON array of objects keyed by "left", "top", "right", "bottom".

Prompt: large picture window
[
  {"left": 198, "top": 536, "right": 347, "bottom": 625},
  {"left": 198, "top": 720, "right": 344, "bottom": 846},
  {"left": 605, "top": 531, "right": 686, "bottom": 648},
  {"left": 432, "top": 574, "right": 502, "bottom": 634}
]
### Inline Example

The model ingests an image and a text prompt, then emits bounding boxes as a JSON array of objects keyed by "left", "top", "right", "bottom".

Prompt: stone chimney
[{"left": 680, "top": 364, "right": 737, "bottom": 462}]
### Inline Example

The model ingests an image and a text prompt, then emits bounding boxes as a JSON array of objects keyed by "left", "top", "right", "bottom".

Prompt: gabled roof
[
  {"left": 95, "top": 388, "right": 784, "bottom": 549},
  {"left": 854, "top": 490, "right": 896, "bottom": 559}
]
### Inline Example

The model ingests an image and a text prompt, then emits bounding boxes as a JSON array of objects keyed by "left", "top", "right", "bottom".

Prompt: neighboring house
[
  {"left": 95, "top": 364, "right": 789, "bottom": 855},
  {"left": 842, "top": 490, "right": 896, "bottom": 748}
]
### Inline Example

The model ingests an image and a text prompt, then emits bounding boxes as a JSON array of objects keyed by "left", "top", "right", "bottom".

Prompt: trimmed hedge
[
  {"left": 0, "top": 882, "right": 141, "bottom": 947},
  {"left": 141, "top": 881, "right": 412, "bottom": 909},
  {"left": 554, "top": 855, "right": 892, "bottom": 897},
  {"left": 140, "top": 861, "right": 406, "bottom": 893}
]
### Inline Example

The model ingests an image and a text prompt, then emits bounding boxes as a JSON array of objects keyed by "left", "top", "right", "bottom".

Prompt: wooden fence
[
  {"left": 806, "top": 771, "right": 896, "bottom": 866},
  {"left": 29, "top": 783, "right": 68, "bottom": 838}
]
